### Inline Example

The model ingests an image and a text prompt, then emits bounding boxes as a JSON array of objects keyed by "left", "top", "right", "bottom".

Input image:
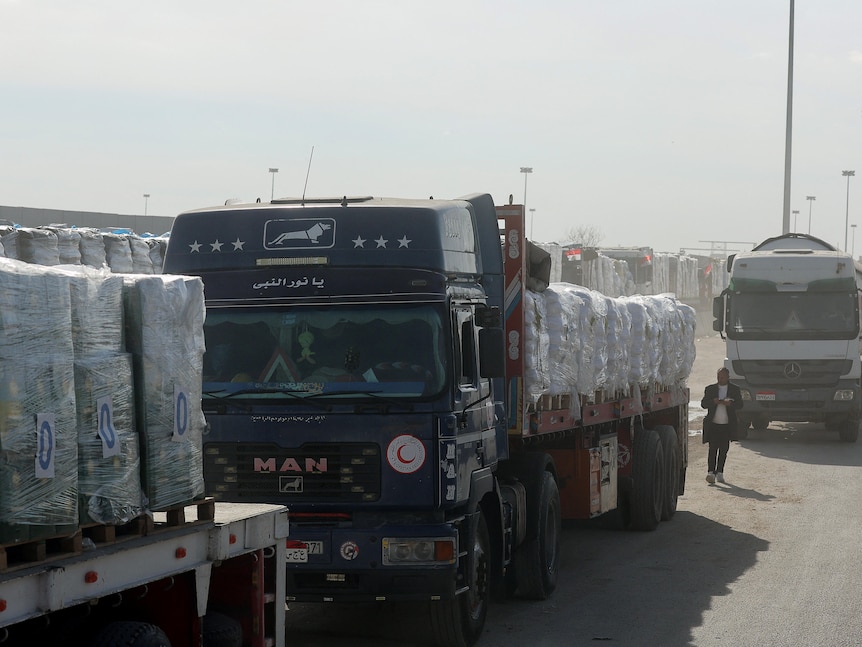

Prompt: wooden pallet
[
  {"left": 0, "top": 529, "right": 83, "bottom": 571},
  {"left": 151, "top": 497, "right": 215, "bottom": 528},
  {"left": 0, "top": 498, "right": 216, "bottom": 572}
]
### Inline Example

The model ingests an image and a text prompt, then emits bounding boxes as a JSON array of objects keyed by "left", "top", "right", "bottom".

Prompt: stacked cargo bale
[
  {"left": 79, "top": 228, "right": 108, "bottom": 269},
  {"left": 522, "top": 286, "right": 696, "bottom": 412},
  {"left": 0, "top": 259, "right": 78, "bottom": 543},
  {"left": 63, "top": 265, "right": 144, "bottom": 525},
  {"left": 15, "top": 227, "right": 60, "bottom": 266},
  {"left": 0, "top": 225, "right": 167, "bottom": 274},
  {"left": 123, "top": 274, "right": 206, "bottom": 510}
]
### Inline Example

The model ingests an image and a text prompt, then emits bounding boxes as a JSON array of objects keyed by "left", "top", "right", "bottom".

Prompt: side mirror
[
  {"left": 712, "top": 294, "right": 725, "bottom": 337},
  {"left": 478, "top": 327, "right": 505, "bottom": 378}
]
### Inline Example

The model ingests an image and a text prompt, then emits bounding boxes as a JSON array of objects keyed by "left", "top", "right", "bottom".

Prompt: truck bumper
[
  {"left": 286, "top": 524, "right": 459, "bottom": 603},
  {"left": 737, "top": 381, "right": 861, "bottom": 424}
]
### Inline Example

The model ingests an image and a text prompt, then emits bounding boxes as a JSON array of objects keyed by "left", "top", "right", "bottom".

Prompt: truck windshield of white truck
[
  {"left": 202, "top": 303, "right": 446, "bottom": 399},
  {"left": 728, "top": 290, "right": 858, "bottom": 340}
]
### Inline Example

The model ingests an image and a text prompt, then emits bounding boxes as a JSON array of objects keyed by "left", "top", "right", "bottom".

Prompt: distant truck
[
  {"left": 597, "top": 246, "right": 654, "bottom": 294},
  {"left": 163, "top": 194, "right": 695, "bottom": 647},
  {"left": 712, "top": 233, "right": 862, "bottom": 441}
]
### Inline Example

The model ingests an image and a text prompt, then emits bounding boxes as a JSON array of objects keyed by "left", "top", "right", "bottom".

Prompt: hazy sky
[{"left": 2, "top": 1, "right": 861, "bottom": 255}]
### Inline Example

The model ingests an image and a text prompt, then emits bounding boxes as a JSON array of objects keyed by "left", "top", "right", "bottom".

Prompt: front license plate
[
  {"left": 286, "top": 548, "right": 308, "bottom": 563},
  {"left": 756, "top": 392, "right": 776, "bottom": 401}
]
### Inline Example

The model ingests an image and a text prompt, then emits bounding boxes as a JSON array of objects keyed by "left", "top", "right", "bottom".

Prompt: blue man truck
[{"left": 163, "top": 194, "right": 692, "bottom": 646}]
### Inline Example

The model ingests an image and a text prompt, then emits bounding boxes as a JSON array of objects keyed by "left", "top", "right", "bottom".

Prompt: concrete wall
[{"left": 0, "top": 205, "right": 174, "bottom": 236}]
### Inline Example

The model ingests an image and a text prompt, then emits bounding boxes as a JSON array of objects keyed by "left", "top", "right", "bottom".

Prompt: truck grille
[
  {"left": 732, "top": 359, "right": 852, "bottom": 387},
  {"left": 204, "top": 442, "right": 381, "bottom": 503}
]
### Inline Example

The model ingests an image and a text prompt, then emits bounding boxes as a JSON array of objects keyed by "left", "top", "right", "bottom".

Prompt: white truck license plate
[{"left": 756, "top": 392, "right": 776, "bottom": 401}]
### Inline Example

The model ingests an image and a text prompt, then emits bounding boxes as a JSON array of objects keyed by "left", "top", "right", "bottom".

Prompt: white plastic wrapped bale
[
  {"left": 542, "top": 285, "right": 582, "bottom": 399},
  {"left": 16, "top": 227, "right": 60, "bottom": 266},
  {"left": 652, "top": 254, "right": 671, "bottom": 294},
  {"left": 565, "top": 286, "right": 609, "bottom": 396},
  {"left": 130, "top": 236, "right": 155, "bottom": 274},
  {"left": 675, "top": 300, "right": 698, "bottom": 382},
  {"left": 0, "top": 226, "right": 15, "bottom": 259},
  {"left": 75, "top": 354, "right": 143, "bottom": 525},
  {"left": 629, "top": 295, "right": 663, "bottom": 386},
  {"left": 534, "top": 242, "right": 563, "bottom": 284},
  {"left": 60, "top": 266, "right": 125, "bottom": 357},
  {"left": 43, "top": 226, "right": 82, "bottom": 265},
  {"left": 604, "top": 296, "right": 632, "bottom": 394},
  {"left": 623, "top": 297, "right": 651, "bottom": 388},
  {"left": 146, "top": 237, "right": 167, "bottom": 274},
  {"left": 654, "top": 295, "right": 681, "bottom": 385},
  {"left": 104, "top": 233, "right": 134, "bottom": 274},
  {"left": 523, "top": 289, "right": 550, "bottom": 403},
  {"left": 79, "top": 228, "right": 107, "bottom": 269},
  {"left": 0, "top": 259, "right": 78, "bottom": 542},
  {"left": 123, "top": 274, "right": 206, "bottom": 511}
]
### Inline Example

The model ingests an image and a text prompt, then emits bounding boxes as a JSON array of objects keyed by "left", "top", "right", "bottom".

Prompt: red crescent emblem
[{"left": 397, "top": 444, "right": 416, "bottom": 464}]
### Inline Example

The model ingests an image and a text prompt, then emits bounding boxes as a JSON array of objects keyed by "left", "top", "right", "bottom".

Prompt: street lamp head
[
  {"left": 269, "top": 168, "right": 279, "bottom": 173},
  {"left": 806, "top": 195, "right": 816, "bottom": 201},
  {"left": 520, "top": 167, "right": 533, "bottom": 174},
  {"left": 143, "top": 193, "right": 150, "bottom": 199},
  {"left": 842, "top": 170, "right": 855, "bottom": 177}
]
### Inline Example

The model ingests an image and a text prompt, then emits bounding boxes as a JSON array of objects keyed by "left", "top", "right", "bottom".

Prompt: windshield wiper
[{"left": 203, "top": 388, "right": 332, "bottom": 411}]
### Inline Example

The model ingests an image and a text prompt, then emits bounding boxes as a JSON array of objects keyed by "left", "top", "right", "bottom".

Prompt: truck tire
[
  {"left": 203, "top": 612, "right": 243, "bottom": 647},
  {"left": 429, "top": 509, "right": 490, "bottom": 647},
  {"left": 628, "top": 428, "right": 664, "bottom": 531},
  {"left": 89, "top": 621, "right": 172, "bottom": 647},
  {"left": 655, "top": 425, "right": 680, "bottom": 521},
  {"left": 514, "top": 470, "right": 560, "bottom": 600},
  {"left": 752, "top": 416, "right": 768, "bottom": 432},
  {"left": 839, "top": 418, "right": 860, "bottom": 443}
]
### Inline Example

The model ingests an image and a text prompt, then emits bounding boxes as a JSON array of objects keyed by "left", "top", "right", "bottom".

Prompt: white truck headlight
[{"left": 834, "top": 390, "right": 855, "bottom": 401}]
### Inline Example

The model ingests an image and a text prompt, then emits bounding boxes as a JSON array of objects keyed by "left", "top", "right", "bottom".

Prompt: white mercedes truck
[{"left": 713, "top": 233, "right": 862, "bottom": 442}]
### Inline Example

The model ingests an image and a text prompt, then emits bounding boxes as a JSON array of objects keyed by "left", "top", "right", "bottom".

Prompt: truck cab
[
  {"left": 713, "top": 234, "right": 862, "bottom": 441},
  {"left": 164, "top": 194, "right": 509, "bottom": 645}
]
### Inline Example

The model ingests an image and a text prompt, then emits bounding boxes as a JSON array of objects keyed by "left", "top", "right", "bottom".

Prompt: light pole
[
  {"left": 529, "top": 208, "right": 536, "bottom": 239},
  {"left": 852, "top": 223, "right": 857, "bottom": 257},
  {"left": 843, "top": 170, "right": 855, "bottom": 251},
  {"left": 792, "top": 209, "right": 799, "bottom": 231},
  {"left": 520, "top": 167, "right": 533, "bottom": 207},
  {"left": 806, "top": 195, "right": 815, "bottom": 234},
  {"left": 143, "top": 193, "right": 150, "bottom": 216},
  {"left": 269, "top": 167, "right": 279, "bottom": 201}
]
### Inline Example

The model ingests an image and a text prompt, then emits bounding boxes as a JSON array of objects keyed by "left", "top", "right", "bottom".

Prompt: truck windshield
[
  {"left": 202, "top": 304, "right": 447, "bottom": 400},
  {"left": 727, "top": 292, "right": 858, "bottom": 340}
]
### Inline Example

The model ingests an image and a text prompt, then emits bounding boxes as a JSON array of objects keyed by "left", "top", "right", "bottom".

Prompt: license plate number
[
  {"left": 756, "top": 392, "right": 776, "bottom": 401},
  {"left": 285, "top": 540, "right": 324, "bottom": 563},
  {"left": 305, "top": 541, "right": 324, "bottom": 554},
  {"left": 286, "top": 548, "right": 308, "bottom": 563}
]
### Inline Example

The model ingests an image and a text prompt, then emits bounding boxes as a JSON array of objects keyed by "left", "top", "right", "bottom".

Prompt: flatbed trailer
[{"left": 0, "top": 502, "right": 288, "bottom": 647}]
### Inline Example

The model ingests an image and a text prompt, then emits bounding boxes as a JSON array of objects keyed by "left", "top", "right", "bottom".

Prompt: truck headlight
[
  {"left": 382, "top": 538, "right": 456, "bottom": 565},
  {"left": 834, "top": 390, "right": 855, "bottom": 401},
  {"left": 741, "top": 390, "right": 752, "bottom": 401}
]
